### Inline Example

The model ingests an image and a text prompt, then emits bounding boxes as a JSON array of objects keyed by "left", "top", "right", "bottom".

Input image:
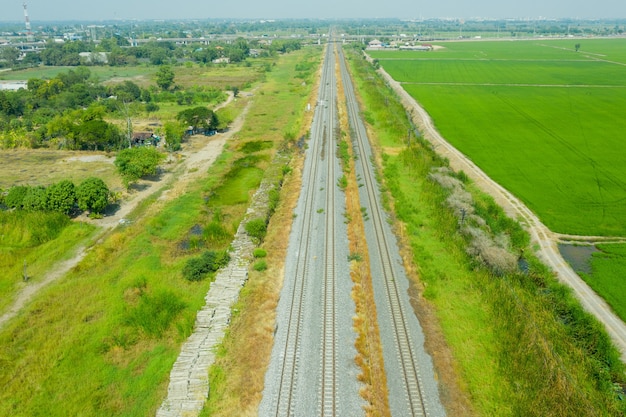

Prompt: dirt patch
[
  {"left": 103, "top": 75, "right": 151, "bottom": 88},
  {"left": 65, "top": 155, "right": 114, "bottom": 163}
]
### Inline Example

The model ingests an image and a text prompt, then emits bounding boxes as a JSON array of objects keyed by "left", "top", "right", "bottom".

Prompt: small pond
[{"left": 558, "top": 243, "right": 598, "bottom": 275}]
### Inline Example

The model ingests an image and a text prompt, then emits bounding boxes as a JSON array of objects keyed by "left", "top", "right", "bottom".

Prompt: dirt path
[
  {"left": 0, "top": 96, "right": 251, "bottom": 330},
  {"left": 374, "top": 61, "right": 626, "bottom": 360}
]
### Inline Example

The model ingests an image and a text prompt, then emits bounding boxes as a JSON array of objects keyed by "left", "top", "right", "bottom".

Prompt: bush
[
  {"left": 22, "top": 186, "right": 47, "bottom": 211},
  {"left": 183, "top": 250, "right": 230, "bottom": 281},
  {"left": 253, "top": 248, "right": 267, "bottom": 258},
  {"left": 5, "top": 185, "right": 29, "bottom": 209},
  {"left": 253, "top": 260, "right": 267, "bottom": 271},
  {"left": 45, "top": 180, "right": 76, "bottom": 214},
  {"left": 268, "top": 188, "right": 280, "bottom": 215},
  {"left": 245, "top": 218, "right": 267, "bottom": 242},
  {"left": 76, "top": 177, "right": 109, "bottom": 214}
]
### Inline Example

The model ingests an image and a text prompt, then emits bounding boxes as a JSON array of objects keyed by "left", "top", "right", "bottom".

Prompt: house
[
  {"left": 367, "top": 39, "right": 384, "bottom": 50},
  {"left": 132, "top": 132, "right": 159, "bottom": 146}
]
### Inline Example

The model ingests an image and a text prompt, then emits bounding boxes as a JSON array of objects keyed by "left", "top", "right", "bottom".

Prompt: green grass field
[{"left": 371, "top": 38, "right": 626, "bottom": 236}]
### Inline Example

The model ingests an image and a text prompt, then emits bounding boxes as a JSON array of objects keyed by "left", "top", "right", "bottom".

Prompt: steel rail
[
  {"left": 273, "top": 43, "right": 336, "bottom": 417},
  {"left": 337, "top": 44, "right": 429, "bottom": 417}
]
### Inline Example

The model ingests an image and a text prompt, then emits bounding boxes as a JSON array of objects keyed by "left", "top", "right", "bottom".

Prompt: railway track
[
  {"left": 271, "top": 42, "right": 341, "bottom": 417},
  {"left": 320, "top": 43, "right": 338, "bottom": 417},
  {"left": 337, "top": 44, "right": 431, "bottom": 417}
]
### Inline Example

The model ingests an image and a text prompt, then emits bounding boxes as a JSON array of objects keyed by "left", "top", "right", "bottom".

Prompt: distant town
[{"left": 1, "top": 15, "right": 625, "bottom": 74}]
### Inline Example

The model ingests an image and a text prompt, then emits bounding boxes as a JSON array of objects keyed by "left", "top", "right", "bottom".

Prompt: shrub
[
  {"left": 245, "top": 218, "right": 267, "bottom": 242},
  {"left": 22, "top": 186, "right": 47, "bottom": 211},
  {"left": 5, "top": 185, "right": 29, "bottom": 209},
  {"left": 268, "top": 188, "right": 280, "bottom": 215},
  {"left": 76, "top": 177, "right": 110, "bottom": 214},
  {"left": 253, "top": 248, "right": 267, "bottom": 258},
  {"left": 45, "top": 180, "right": 76, "bottom": 214},
  {"left": 183, "top": 250, "right": 230, "bottom": 281},
  {"left": 253, "top": 260, "right": 267, "bottom": 271}
]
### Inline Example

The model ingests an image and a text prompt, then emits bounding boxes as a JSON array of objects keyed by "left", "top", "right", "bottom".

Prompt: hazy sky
[{"left": 4, "top": 0, "right": 626, "bottom": 22}]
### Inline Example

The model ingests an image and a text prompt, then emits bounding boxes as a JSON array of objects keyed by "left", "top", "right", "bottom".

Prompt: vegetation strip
[
  {"left": 157, "top": 159, "right": 285, "bottom": 415},
  {"left": 199, "top": 47, "right": 322, "bottom": 416}
]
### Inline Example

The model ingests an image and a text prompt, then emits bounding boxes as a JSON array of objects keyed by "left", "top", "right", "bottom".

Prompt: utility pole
[{"left": 23, "top": 259, "right": 29, "bottom": 281}]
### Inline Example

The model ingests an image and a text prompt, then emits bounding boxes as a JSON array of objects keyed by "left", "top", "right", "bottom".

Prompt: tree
[
  {"left": 76, "top": 177, "right": 109, "bottom": 214},
  {"left": 176, "top": 106, "right": 218, "bottom": 132},
  {"left": 156, "top": 65, "right": 175, "bottom": 91},
  {"left": 115, "top": 147, "right": 166, "bottom": 188},
  {"left": 575, "top": 43, "right": 581, "bottom": 52},
  {"left": 164, "top": 120, "right": 185, "bottom": 151},
  {"left": 77, "top": 119, "right": 122, "bottom": 151},
  {"left": 0, "top": 47, "right": 20, "bottom": 67},
  {"left": 45, "top": 180, "right": 76, "bottom": 214}
]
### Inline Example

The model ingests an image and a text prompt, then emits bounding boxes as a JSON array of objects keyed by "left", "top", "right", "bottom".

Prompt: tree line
[
  {"left": 1, "top": 37, "right": 302, "bottom": 70},
  {"left": 0, "top": 66, "right": 225, "bottom": 150},
  {"left": 2, "top": 177, "right": 110, "bottom": 217}
]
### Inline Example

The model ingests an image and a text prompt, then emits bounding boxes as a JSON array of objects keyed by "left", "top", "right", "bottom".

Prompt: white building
[{"left": 0, "top": 80, "right": 28, "bottom": 91}]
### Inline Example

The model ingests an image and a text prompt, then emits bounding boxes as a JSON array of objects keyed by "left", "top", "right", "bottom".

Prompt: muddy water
[{"left": 558, "top": 244, "right": 598, "bottom": 274}]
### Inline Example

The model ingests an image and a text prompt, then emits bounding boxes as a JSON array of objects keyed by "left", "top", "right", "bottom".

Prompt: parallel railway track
[{"left": 337, "top": 44, "right": 430, "bottom": 417}]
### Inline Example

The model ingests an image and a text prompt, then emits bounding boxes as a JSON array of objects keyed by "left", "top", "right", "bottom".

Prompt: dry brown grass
[
  {"left": 336, "top": 50, "right": 390, "bottom": 417},
  {"left": 173, "top": 65, "right": 263, "bottom": 90},
  {"left": 0, "top": 149, "right": 123, "bottom": 191}
]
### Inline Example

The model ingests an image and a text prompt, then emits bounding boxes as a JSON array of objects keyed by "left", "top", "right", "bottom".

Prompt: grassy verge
[
  {"left": 0, "top": 180, "right": 214, "bottom": 415},
  {"left": 582, "top": 243, "right": 626, "bottom": 322},
  {"left": 0, "top": 211, "right": 97, "bottom": 312},
  {"left": 346, "top": 46, "right": 626, "bottom": 416}
]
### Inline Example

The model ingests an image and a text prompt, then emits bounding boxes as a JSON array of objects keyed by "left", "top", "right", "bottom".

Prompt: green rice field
[{"left": 370, "top": 38, "right": 626, "bottom": 236}]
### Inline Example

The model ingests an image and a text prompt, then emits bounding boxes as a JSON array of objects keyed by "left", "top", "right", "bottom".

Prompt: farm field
[
  {"left": 370, "top": 38, "right": 626, "bottom": 237},
  {"left": 0, "top": 61, "right": 267, "bottom": 89}
]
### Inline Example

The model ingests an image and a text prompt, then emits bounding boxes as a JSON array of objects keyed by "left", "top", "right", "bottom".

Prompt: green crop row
[{"left": 373, "top": 38, "right": 626, "bottom": 236}]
